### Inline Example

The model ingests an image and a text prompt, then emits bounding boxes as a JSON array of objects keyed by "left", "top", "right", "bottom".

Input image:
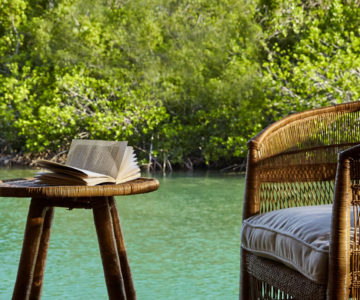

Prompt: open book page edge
[
  {"left": 36, "top": 171, "right": 138, "bottom": 186},
  {"left": 36, "top": 160, "right": 112, "bottom": 178},
  {"left": 116, "top": 147, "right": 141, "bottom": 181},
  {"left": 36, "top": 172, "right": 116, "bottom": 186},
  {"left": 116, "top": 167, "right": 140, "bottom": 180},
  {"left": 83, "top": 177, "right": 116, "bottom": 185},
  {"left": 35, "top": 172, "right": 87, "bottom": 185},
  {"left": 117, "top": 161, "right": 139, "bottom": 176},
  {"left": 115, "top": 172, "right": 141, "bottom": 184},
  {"left": 117, "top": 147, "right": 132, "bottom": 175}
]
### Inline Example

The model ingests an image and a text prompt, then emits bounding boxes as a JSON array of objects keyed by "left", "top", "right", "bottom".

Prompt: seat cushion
[{"left": 241, "top": 205, "right": 335, "bottom": 284}]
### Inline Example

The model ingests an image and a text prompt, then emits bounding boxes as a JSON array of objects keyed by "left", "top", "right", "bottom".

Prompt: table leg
[
  {"left": 92, "top": 197, "right": 126, "bottom": 300},
  {"left": 12, "top": 198, "right": 48, "bottom": 300},
  {"left": 29, "top": 206, "right": 54, "bottom": 300},
  {"left": 108, "top": 196, "right": 136, "bottom": 300}
]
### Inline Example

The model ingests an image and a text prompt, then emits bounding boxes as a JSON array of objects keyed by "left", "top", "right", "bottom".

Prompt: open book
[{"left": 35, "top": 140, "right": 141, "bottom": 186}]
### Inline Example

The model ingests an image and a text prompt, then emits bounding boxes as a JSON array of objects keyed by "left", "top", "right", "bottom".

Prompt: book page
[
  {"left": 115, "top": 146, "right": 140, "bottom": 182},
  {"left": 116, "top": 147, "right": 132, "bottom": 179},
  {"left": 36, "top": 160, "right": 115, "bottom": 178},
  {"left": 66, "top": 140, "right": 128, "bottom": 179},
  {"left": 35, "top": 172, "right": 116, "bottom": 186},
  {"left": 116, "top": 172, "right": 142, "bottom": 184}
]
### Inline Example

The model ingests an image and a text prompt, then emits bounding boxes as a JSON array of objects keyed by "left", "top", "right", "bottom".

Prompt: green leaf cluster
[
  {"left": 1, "top": 0, "right": 359, "bottom": 168},
  {"left": 259, "top": 0, "right": 360, "bottom": 119},
  {"left": 0, "top": 0, "right": 264, "bottom": 167}
]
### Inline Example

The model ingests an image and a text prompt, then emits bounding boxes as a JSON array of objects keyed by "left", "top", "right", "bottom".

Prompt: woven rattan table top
[{"left": 0, "top": 177, "right": 159, "bottom": 198}]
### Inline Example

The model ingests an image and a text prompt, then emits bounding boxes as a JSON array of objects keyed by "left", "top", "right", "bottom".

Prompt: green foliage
[
  {"left": 1, "top": 0, "right": 359, "bottom": 168},
  {"left": 259, "top": 0, "right": 360, "bottom": 119},
  {"left": 0, "top": 0, "right": 264, "bottom": 167}
]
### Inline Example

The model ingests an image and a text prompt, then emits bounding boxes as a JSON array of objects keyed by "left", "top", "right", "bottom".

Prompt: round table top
[{"left": 0, "top": 177, "right": 159, "bottom": 198}]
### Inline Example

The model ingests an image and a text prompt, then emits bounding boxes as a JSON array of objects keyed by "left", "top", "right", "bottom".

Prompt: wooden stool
[{"left": 0, "top": 178, "right": 159, "bottom": 300}]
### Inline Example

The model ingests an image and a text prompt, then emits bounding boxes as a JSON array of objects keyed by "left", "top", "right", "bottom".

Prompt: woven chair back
[{"left": 245, "top": 102, "right": 360, "bottom": 216}]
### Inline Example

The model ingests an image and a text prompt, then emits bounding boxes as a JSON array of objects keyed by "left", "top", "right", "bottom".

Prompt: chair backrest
[{"left": 243, "top": 101, "right": 360, "bottom": 219}]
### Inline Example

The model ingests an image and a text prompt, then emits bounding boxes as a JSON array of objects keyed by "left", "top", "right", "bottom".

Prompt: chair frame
[{"left": 240, "top": 101, "right": 360, "bottom": 299}]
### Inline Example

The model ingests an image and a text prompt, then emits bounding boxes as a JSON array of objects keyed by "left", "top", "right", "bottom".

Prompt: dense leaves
[
  {"left": 0, "top": 0, "right": 359, "bottom": 169},
  {"left": 260, "top": 0, "right": 360, "bottom": 119}
]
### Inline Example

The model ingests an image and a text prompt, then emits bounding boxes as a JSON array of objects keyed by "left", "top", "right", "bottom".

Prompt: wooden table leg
[
  {"left": 108, "top": 196, "right": 136, "bottom": 300},
  {"left": 92, "top": 197, "right": 126, "bottom": 300},
  {"left": 12, "top": 198, "right": 48, "bottom": 300},
  {"left": 29, "top": 206, "right": 54, "bottom": 300}
]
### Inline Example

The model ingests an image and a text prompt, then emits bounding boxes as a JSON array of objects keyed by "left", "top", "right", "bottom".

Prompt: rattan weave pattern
[
  {"left": 255, "top": 104, "right": 360, "bottom": 161},
  {"left": 259, "top": 180, "right": 334, "bottom": 213},
  {"left": 258, "top": 163, "right": 337, "bottom": 182},
  {"left": 245, "top": 251, "right": 327, "bottom": 300},
  {"left": 0, "top": 177, "right": 159, "bottom": 198}
]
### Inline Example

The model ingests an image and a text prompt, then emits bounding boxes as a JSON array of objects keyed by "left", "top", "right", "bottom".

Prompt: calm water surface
[{"left": 0, "top": 168, "right": 244, "bottom": 299}]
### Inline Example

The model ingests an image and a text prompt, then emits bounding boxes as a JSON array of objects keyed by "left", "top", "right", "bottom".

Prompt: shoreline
[
  {"left": 0, "top": 153, "right": 246, "bottom": 174},
  {"left": 0, "top": 153, "right": 67, "bottom": 167}
]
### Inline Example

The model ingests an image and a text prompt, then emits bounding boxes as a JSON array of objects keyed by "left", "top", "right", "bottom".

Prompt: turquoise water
[{"left": 0, "top": 168, "right": 244, "bottom": 299}]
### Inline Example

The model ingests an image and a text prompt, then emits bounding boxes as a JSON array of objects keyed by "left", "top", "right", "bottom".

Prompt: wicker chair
[{"left": 240, "top": 101, "right": 360, "bottom": 299}]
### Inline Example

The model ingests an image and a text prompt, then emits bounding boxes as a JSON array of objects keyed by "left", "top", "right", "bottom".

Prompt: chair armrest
[
  {"left": 328, "top": 144, "right": 360, "bottom": 298},
  {"left": 339, "top": 144, "right": 360, "bottom": 160}
]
